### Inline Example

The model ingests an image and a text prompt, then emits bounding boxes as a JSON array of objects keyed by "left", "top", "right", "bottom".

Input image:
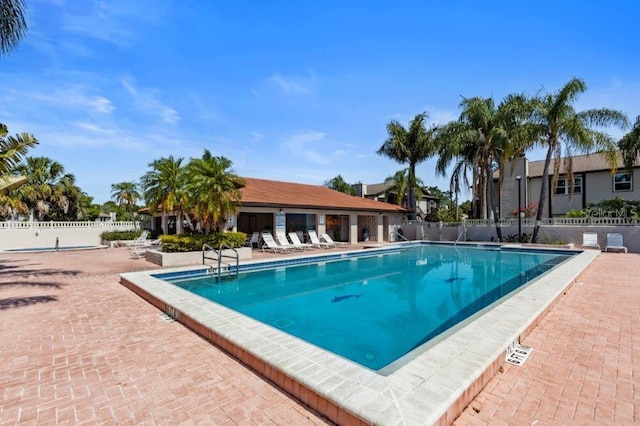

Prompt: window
[
  {"left": 613, "top": 172, "right": 632, "bottom": 192},
  {"left": 554, "top": 176, "right": 582, "bottom": 195}
]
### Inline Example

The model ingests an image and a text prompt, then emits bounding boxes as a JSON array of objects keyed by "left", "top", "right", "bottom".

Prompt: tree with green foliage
[
  {"left": 377, "top": 112, "right": 438, "bottom": 220},
  {"left": 183, "top": 150, "right": 245, "bottom": 233},
  {"left": 110, "top": 181, "right": 141, "bottom": 223},
  {"left": 324, "top": 175, "right": 355, "bottom": 195},
  {"left": 140, "top": 155, "right": 186, "bottom": 232},
  {"left": 527, "top": 78, "right": 628, "bottom": 242},
  {"left": 619, "top": 115, "right": 640, "bottom": 171},
  {"left": 383, "top": 169, "right": 425, "bottom": 209},
  {"left": 436, "top": 95, "right": 532, "bottom": 239},
  {"left": 0, "top": 0, "right": 27, "bottom": 56},
  {"left": 1, "top": 123, "right": 38, "bottom": 176},
  {"left": 13, "top": 156, "right": 83, "bottom": 221}
]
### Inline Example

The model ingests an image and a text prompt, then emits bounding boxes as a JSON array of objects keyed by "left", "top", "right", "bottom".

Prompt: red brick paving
[
  {"left": 0, "top": 247, "right": 330, "bottom": 425},
  {"left": 455, "top": 252, "right": 640, "bottom": 425},
  {"left": 2, "top": 248, "right": 638, "bottom": 425}
]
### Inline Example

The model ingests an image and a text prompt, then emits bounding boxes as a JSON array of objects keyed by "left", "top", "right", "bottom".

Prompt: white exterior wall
[{"left": 0, "top": 222, "right": 136, "bottom": 251}]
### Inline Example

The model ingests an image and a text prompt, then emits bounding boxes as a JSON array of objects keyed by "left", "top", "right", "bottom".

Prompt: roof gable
[
  {"left": 527, "top": 151, "right": 640, "bottom": 177},
  {"left": 240, "top": 177, "right": 406, "bottom": 212}
]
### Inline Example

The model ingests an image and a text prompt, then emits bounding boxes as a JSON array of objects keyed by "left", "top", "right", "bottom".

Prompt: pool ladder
[{"left": 202, "top": 243, "right": 239, "bottom": 282}]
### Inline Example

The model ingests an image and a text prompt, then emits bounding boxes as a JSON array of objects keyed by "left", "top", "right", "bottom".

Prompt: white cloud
[
  {"left": 15, "top": 85, "right": 115, "bottom": 115},
  {"left": 121, "top": 79, "right": 180, "bottom": 124},
  {"left": 282, "top": 130, "right": 330, "bottom": 165},
  {"left": 263, "top": 72, "right": 317, "bottom": 96},
  {"left": 59, "top": 0, "right": 170, "bottom": 47},
  {"left": 250, "top": 132, "right": 265, "bottom": 143}
]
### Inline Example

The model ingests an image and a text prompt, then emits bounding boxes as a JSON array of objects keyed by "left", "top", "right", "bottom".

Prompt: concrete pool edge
[{"left": 119, "top": 245, "right": 599, "bottom": 425}]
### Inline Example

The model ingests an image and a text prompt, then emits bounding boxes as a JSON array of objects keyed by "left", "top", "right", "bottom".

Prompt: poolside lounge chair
[
  {"left": 245, "top": 232, "right": 260, "bottom": 248},
  {"left": 605, "top": 233, "right": 627, "bottom": 253},
  {"left": 319, "top": 233, "right": 338, "bottom": 247},
  {"left": 261, "top": 232, "right": 290, "bottom": 253},
  {"left": 275, "top": 230, "right": 299, "bottom": 251},
  {"left": 128, "top": 238, "right": 147, "bottom": 259},
  {"left": 581, "top": 232, "right": 600, "bottom": 250},
  {"left": 308, "top": 230, "right": 333, "bottom": 248},
  {"left": 288, "top": 232, "right": 314, "bottom": 250}
]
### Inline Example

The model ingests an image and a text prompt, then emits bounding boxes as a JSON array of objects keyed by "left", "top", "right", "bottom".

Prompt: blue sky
[{"left": 2, "top": 0, "right": 639, "bottom": 203}]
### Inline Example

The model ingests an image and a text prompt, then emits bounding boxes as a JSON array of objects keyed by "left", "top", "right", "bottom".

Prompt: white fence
[
  {"left": 0, "top": 221, "right": 137, "bottom": 230},
  {"left": 0, "top": 221, "right": 138, "bottom": 251},
  {"left": 402, "top": 219, "right": 640, "bottom": 253}
]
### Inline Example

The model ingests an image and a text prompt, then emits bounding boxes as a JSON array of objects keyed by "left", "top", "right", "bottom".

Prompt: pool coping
[{"left": 120, "top": 243, "right": 599, "bottom": 425}]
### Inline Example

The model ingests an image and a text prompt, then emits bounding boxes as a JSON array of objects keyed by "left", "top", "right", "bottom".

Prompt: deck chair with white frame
[
  {"left": 128, "top": 238, "right": 147, "bottom": 259},
  {"left": 319, "top": 233, "right": 339, "bottom": 247},
  {"left": 275, "top": 230, "right": 299, "bottom": 251},
  {"left": 308, "top": 230, "right": 333, "bottom": 248},
  {"left": 605, "top": 233, "right": 628, "bottom": 253},
  {"left": 261, "top": 232, "right": 290, "bottom": 253},
  {"left": 288, "top": 232, "right": 314, "bottom": 250},
  {"left": 581, "top": 232, "right": 600, "bottom": 250}
]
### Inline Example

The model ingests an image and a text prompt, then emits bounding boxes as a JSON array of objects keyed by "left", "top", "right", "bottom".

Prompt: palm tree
[
  {"left": 324, "top": 175, "right": 355, "bottom": 195},
  {"left": 435, "top": 95, "right": 532, "bottom": 240},
  {"left": 14, "top": 156, "right": 81, "bottom": 221},
  {"left": 383, "top": 169, "right": 424, "bottom": 208},
  {"left": 528, "top": 78, "right": 628, "bottom": 242},
  {"left": 377, "top": 112, "right": 438, "bottom": 220},
  {"left": 140, "top": 156, "right": 185, "bottom": 233},
  {"left": 619, "top": 115, "right": 640, "bottom": 170},
  {"left": 0, "top": 0, "right": 27, "bottom": 56},
  {"left": 110, "top": 181, "right": 141, "bottom": 223},
  {"left": 183, "top": 150, "right": 245, "bottom": 233},
  {"left": 1, "top": 123, "right": 38, "bottom": 176}
]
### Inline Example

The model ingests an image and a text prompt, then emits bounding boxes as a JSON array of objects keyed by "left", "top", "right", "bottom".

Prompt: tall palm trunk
[
  {"left": 531, "top": 142, "right": 555, "bottom": 242},
  {"left": 486, "top": 158, "right": 503, "bottom": 241},
  {"left": 407, "top": 165, "right": 417, "bottom": 220}
]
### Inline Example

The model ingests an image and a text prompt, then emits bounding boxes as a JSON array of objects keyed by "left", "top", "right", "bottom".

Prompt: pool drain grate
[
  {"left": 158, "top": 312, "right": 175, "bottom": 323},
  {"left": 506, "top": 342, "right": 533, "bottom": 366}
]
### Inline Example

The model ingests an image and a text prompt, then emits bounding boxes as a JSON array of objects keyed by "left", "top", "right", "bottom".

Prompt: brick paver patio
[{"left": 1, "top": 247, "right": 638, "bottom": 424}]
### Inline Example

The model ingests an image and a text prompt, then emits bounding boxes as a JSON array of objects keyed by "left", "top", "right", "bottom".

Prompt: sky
[{"left": 1, "top": 0, "right": 639, "bottom": 204}]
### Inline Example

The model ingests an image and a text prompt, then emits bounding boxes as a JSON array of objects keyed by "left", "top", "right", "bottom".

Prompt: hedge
[
  {"left": 159, "top": 232, "right": 247, "bottom": 253},
  {"left": 100, "top": 230, "right": 146, "bottom": 241}
]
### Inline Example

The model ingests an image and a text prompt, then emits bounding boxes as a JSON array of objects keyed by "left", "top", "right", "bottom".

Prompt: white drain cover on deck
[{"left": 506, "top": 344, "right": 533, "bottom": 366}]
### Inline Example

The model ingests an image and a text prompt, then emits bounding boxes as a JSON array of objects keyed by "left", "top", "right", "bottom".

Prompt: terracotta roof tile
[{"left": 239, "top": 177, "right": 407, "bottom": 213}]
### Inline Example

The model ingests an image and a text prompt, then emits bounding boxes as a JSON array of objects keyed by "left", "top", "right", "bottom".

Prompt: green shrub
[
  {"left": 159, "top": 232, "right": 246, "bottom": 253},
  {"left": 100, "top": 230, "right": 145, "bottom": 241},
  {"left": 561, "top": 209, "right": 588, "bottom": 218},
  {"left": 503, "top": 233, "right": 531, "bottom": 243}
]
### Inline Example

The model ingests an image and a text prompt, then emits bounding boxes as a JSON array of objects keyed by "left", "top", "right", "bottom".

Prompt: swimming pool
[
  {"left": 167, "top": 245, "right": 573, "bottom": 371},
  {"left": 120, "top": 242, "right": 598, "bottom": 425}
]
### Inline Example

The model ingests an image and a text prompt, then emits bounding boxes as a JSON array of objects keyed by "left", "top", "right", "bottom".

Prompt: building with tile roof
[{"left": 147, "top": 177, "right": 407, "bottom": 244}]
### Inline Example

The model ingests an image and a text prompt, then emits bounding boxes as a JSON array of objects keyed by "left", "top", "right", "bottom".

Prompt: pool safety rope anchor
[{"left": 505, "top": 340, "right": 533, "bottom": 366}]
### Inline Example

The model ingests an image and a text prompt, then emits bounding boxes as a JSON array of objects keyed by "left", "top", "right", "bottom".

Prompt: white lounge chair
[
  {"left": 288, "top": 232, "right": 314, "bottom": 250},
  {"left": 275, "top": 230, "right": 299, "bottom": 251},
  {"left": 605, "top": 233, "right": 627, "bottom": 253},
  {"left": 245, "top": 231, "right": 260, "bottom": 248},
  {"left": 319, "top": 233, "right": 338, "bottom": 247},
  {"left": 128, "top": 238, "right": 147, "bottom": 259},
  {"left": 308, "top": 230, "right": 333, "bottom": 248},
  {"left": 261, "top": 232, "right": 290, "bottom": 253},
  {"left": 581, "top": 232, "right": 600, "bottom": 250}
]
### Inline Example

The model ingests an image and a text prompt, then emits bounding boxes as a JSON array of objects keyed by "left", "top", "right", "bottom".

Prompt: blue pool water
[{"left": 167, "top": 245, "right": 573, "bottom": 370}]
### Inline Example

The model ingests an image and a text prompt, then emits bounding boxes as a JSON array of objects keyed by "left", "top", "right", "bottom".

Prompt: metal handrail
[
  {"left": 392, "top": 230, "right": 410, "bottom": 242},
  {"left": 202, "top": 243, "right": 239, "bottom": 281}
]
